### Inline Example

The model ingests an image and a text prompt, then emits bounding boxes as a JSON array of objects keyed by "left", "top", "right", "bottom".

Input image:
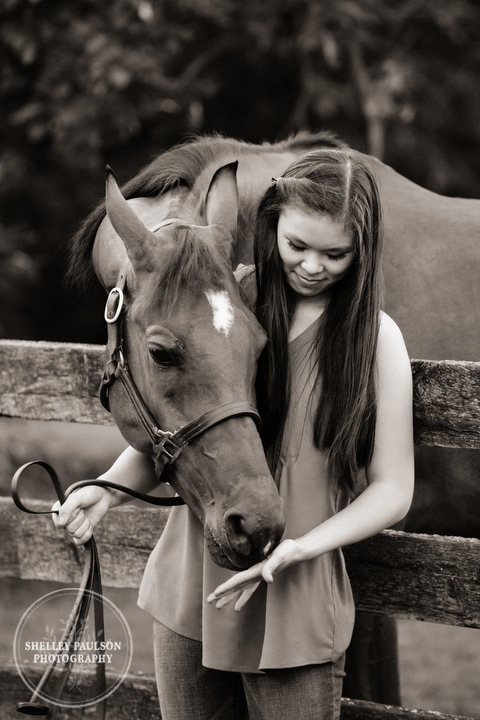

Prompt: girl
[{"left": 54, "top": 147, "right": 414, "bottom": 720}]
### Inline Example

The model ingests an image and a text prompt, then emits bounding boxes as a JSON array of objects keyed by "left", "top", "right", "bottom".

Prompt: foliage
[{"left": 1, "top": 0, "right": 479, "bottom": 341}]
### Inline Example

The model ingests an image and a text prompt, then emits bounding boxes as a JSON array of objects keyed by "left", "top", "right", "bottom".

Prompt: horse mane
[{"left": 67, "top": 130, "right": 343, "bottom": 290}]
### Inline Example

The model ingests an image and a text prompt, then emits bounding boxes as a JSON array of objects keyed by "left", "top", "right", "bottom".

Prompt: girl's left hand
[{"left": 207, "top": 538, "right": 305, "bottom": 611}]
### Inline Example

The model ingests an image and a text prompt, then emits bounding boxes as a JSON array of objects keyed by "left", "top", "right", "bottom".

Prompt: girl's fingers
[
  {"left": 53, "top": 505, "right": 80, "bottom": 529},
  {"left": 234, "top": 582, "right": 261, "bottom": 611},
  {"left": 212, "top": 580, "right": 262, "bottom": 610},
  {"left": 207, "top": 562, "right": 265, "bottom": 603},
  {"left": 51, "top": 487, "right": 109, "bottom": 545},
  {"left": 52, "top": 503, "right": 91, "bottom": 545},
  {"left": 63, "top": 508, "right": 86, "bottom": 534},
  {"left": 69, "top": 515, "right": 91, "bottom": 541},
  {"left": 214, "top": 592, "right": 241, "bottom": 609},
  {"left": 71, "top": 522, "right": 93, "bottom": 546},
  {"left": 207, "top": 539, "right": 304, "bottom": 611},
  {"left": 262, "top": 564, "right": 275, "bottom": 583},
  {"left": 55, "top": 487, "right": 101, "bottom": 527},
  {"left": 53, "top": 496, "right": 83, "bottom": 527},
  {"left": 261, "top": 552, "right": 287, "bottom": 582}
]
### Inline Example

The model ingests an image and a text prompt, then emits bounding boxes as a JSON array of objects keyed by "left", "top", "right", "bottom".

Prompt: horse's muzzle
[{"left": 205, "top": 479, "right": 285, "bottom": 570}]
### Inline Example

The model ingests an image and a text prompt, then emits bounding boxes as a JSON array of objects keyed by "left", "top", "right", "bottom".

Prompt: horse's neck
[{"left": 365, "top": 153, "right": 480, "bottom": 231}]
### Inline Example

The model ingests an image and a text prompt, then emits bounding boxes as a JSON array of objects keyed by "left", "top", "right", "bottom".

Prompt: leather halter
[{"left": 99, "top": 245, "right": 261, "bottom": 501}]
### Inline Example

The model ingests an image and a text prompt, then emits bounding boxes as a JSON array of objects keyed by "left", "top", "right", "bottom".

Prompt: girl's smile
[{"left": 277, "top": 206, "right": 354, "bottom": 298}]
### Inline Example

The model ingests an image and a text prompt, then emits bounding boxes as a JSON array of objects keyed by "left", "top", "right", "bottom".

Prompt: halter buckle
[
  {"left": 154, "top": 429, "right": 183, "bottom": 464},
  {"left": 104, "top": 287, "right": 124, "bottom": 324}
]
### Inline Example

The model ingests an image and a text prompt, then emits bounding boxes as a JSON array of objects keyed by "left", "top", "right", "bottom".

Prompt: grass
[{"left": 1, "top": 419, "right": 479, "bottom": 716}]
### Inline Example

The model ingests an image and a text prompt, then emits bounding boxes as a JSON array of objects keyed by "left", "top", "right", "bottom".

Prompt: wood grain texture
[
  {"left": 340, "top": 697, "right": 475, "bottom": 720},
  {"left": 411, "top": 359, "right": 480, "bottom": 448},
  {"left": 0, "top": 339, "right": 110, "bottom": 425},
  {"left": 344, "top": 529, "right": 480, "bottom": 628}
]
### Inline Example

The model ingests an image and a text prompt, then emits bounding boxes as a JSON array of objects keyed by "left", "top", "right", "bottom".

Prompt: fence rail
[
  {"left": 0, "top": 500, "right": 479, "bottom": 629},
  {"left": 1, "top": 340, "right": 479, "bottom": 447},
  {"left": 0, "top": 339, "right": 479, "bottom": 720}
]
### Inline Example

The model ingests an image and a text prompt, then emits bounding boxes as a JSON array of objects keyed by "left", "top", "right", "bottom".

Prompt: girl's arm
[
  {"left": 52, "top": 445, "right": 158, "bottom": 545},
  {"left": 208, "top": 313, "right": 415, "bottom": 609}
]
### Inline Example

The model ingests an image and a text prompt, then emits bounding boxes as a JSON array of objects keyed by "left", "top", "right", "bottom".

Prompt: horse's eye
[{"left": 149, "top": 347, "right": 176, "bottom": 367}]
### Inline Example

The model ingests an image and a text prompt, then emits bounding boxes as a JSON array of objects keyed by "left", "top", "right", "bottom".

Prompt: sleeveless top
[{"left": 138, "top": 271, "right": 355, "bottom": 672}]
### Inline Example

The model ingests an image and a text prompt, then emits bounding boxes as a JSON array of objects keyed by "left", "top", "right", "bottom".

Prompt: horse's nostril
[
  {"left": 222, "top": 485, "right": 285, "bottom": 563},
  {"left": 228, "top": 513, "right": 247, "bottom": 537},
  {"left": 224, "top": 510, "right": 252, "bottom": 555}
]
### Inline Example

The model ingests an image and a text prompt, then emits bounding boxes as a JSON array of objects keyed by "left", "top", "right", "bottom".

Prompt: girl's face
[{"left": 277, "top": 205, "right": 355, "bottom": 299}]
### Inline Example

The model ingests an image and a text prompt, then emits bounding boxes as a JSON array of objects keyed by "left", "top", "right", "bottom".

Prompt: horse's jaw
[{"left": 170, "top": 429, "right": 285, "bottom": 570}]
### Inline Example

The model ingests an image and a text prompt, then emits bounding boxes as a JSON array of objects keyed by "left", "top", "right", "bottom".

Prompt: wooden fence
[{"left": 0, "top": 339, "right": 479, "bottom": 720}]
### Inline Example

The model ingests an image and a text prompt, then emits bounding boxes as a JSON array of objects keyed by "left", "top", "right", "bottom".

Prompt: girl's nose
[{"left": 301, "top": 253, "right": 324, "bottom": 275}]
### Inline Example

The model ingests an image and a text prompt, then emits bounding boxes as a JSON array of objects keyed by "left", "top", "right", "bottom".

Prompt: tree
[{"left": 1, "top": 0, "right": 479, "bottom": 341}]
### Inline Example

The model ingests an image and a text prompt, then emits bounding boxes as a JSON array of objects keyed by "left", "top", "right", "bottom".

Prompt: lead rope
[
  {"left": 11, "top": 461, "right": 190, "bottom": 717},
  {"left": 11, "top": 461, "right": 106, "bottom": 718}
]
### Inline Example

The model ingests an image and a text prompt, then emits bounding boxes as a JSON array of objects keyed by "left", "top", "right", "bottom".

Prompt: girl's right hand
[{"left": 52, "top": 485, "right": 115, "bottom": 545}]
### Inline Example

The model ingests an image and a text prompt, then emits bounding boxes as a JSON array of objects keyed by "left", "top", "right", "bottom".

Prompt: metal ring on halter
[{"left": 104, "top": 287, "right": 124, "bottom": 324}]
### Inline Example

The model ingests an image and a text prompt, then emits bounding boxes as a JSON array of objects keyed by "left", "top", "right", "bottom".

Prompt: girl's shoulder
[
  {"left": 378, "top": 311, "right": 404, "bottom": 341},
  {"left": 377, "top": 311, "right": 411, "bottom": 375},
  {"left": 379, "top": 310, "right": 403, "bottom": 337}
]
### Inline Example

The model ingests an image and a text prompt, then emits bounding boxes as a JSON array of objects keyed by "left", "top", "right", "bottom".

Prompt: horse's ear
[
  {"left": 105, "top": 166, "right": 157, "bottom": 271},
  {"left": 204, "top": 161, "right": 239, "bottom": 251}
]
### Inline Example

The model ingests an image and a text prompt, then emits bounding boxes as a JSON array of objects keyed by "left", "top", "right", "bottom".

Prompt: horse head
[{"left": 93, "top": 161, "right": 285, "bottom": 570}]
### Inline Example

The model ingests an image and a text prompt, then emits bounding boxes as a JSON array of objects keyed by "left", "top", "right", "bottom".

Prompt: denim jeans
[{"left": 153, "top": 621, "right": 345, "bottom": 720}]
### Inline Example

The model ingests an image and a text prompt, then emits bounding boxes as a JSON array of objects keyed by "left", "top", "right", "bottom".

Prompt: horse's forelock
[{"left": 148, "top": 225, "right": 231, "bottom": 315}]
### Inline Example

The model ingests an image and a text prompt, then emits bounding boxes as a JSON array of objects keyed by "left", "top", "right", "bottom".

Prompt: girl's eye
[
  {"left": 286, "top": 239, "right": 304, "bottom": 251},
  {"left": 327, "top": 253, "right": 349, "bottom": 261}
]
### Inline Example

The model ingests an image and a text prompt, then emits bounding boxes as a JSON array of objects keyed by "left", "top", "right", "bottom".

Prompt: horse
[
  {"left": 69, "top": 131, "right": 479, "bottom": 705},
  {"left": 73, "top": 158, "right": 289, "bottom": 572}
]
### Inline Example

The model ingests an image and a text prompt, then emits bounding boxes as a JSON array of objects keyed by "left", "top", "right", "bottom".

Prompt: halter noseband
[{"left": 99, "top": 259, "right": 261, "bottom": 495}]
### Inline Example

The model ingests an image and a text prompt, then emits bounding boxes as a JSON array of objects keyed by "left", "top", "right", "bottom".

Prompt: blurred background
[
  {"left": 1, "top": 0, "right": 479, "bottom": 715},
  {"left": 2, "top": 0, "right": 480, "bottom": 343}
]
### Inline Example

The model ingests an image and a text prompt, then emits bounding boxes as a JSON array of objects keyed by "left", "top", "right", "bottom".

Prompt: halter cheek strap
[{"left": 99, "top": 264, "right": 261, "bottom": 491}]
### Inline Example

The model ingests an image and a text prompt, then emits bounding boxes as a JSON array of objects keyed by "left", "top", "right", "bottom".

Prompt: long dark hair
[{"left": 254, "top": 148, "right": 384, "bottom": 497}]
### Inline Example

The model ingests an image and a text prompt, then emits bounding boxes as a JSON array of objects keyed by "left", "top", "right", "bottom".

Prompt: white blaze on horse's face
[{"left": 205, "top": 290, "right": 234, "bottom": 337}]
